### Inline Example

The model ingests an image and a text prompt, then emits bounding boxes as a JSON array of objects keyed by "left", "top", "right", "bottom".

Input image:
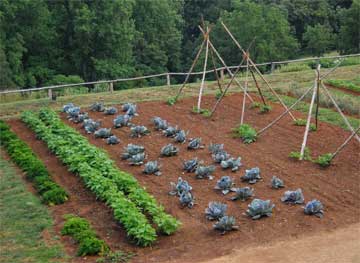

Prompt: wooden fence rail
[{"left": 0, "top": 53, "right": 358, "bottom": 97}]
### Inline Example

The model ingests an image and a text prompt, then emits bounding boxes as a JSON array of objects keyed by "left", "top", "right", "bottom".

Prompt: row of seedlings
[
  {"left": 0, "top": 120, "right": 68, "bottom": 205},
  {"left": 21, "top": 109, "right": 180, "bottom": 246}
]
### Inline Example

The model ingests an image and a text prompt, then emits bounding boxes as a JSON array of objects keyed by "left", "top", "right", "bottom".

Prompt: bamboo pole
[
  {"left": 315, "top": 64, "right": 320, "bottom": 129},
  {"left": 174, "top": 38, "right": 206, "bottom": 100},
  {"left": 221, "top": 21, "right": 296, "bottom": 121},
  {"left": 209, "top": 46, "right": 223, "bottom": 93},
  {"left": 258, "top": 85, "right": 313, "bottom": 135},
  {"left": 197, "top": 37, "right": 209, "bottom": 111},
  {"left": 332, "top": 126, "right": 360, "bottom": 159},
  {"left": 320, "top": 82, "right": 360, "bottom": 143},
  {"left": 240, "top": 56, "right": 250, "bottom": 125},
  {"left": 299, "top": 66, "right": 320, "bottom": 160},
  {"left": 250, "top": 69, "right": 266, "bottom": 105}
]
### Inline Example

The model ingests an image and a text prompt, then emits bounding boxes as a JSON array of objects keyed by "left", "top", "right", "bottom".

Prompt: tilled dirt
[{"left": 8, "top": 92, "right": 360, "bottom": 263}]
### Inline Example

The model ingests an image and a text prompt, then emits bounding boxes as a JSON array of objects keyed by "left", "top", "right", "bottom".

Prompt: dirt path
[{"left": 203, "top": 223, "right": 360, "bottom": 263}]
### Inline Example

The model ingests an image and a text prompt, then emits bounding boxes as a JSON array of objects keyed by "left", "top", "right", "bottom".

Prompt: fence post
[
  {"left": 220, "top": 69, "right": 224, "bottom": 81},
  {"left": 109, "top": 82, "right": 114, "bottom": 93},
  {"left": 270, "top": 62, "right": 275, "bottom": 73},
  {"left": 166, "top": 73, "right": 171, "bottom": 87},
  {"left": 48, "top": 88, "right": 52, "bottom": 100}
]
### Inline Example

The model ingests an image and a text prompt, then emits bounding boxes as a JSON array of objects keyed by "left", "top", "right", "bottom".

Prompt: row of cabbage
[
  {"left": 21, "top": 109, "right": 180, "bottom": 246},
  {"left": 0, "top": 120, "right": 68, "bottom": 205}
]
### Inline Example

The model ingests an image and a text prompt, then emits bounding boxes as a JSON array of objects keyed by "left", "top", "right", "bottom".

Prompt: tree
[
  {"left": 303, "top": 24, "right": 335, "bottom": 56},
  {"left": 337, "top": 0, "right": 360, "bottom": 54},
  {"left": 211, "top": 0, "right": 299, "bottom": 66},
  {"left": 133, "top": 0, "right": 184, "bottom": 79}
]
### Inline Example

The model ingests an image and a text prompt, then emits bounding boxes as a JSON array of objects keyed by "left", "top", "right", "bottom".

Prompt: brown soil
[{"left": 7, "top": 93, "right": 360, "bottom": 263}]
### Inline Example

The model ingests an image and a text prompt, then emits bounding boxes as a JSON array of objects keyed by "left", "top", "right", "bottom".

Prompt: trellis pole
[
  {"left": 299, "top": 65, "right": 320, "bottom": 160},
  {"left": 250, "top": 69, "right": 266, "bottom": 105},
  {"left": 331, "top": 126, "right": 360, "bottom": 160},
  {"left": 221, "top": 21, "right": 296, "bottom": 121},
  {"left": 197, "top": 31, "right": 210, "bottom": 111},
  {"left": 240, "top": 54, "right": 250, "bottom": 124},
  {"left": 209, "top": 47, "right": 223, "bottom": 93}
]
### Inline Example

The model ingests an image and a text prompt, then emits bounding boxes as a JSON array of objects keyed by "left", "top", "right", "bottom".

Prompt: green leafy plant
[
  {"left": 289, "top": 147, "right": 312, "bottom": 161},
  {"left": 0, "top": 120, "right": 68, "bottom": 205},
  {"left": 192, "top": 106, "right": 211, "bottom": 117},
  {"left": 232, "top": 124, "right": 257, "bottom": 144},
  {"left": 215, "top": 90, "right": 223, "bottom": 100},
  {"left": 259, "top": 104, "right": 272, "bottom": 114},
  {"left": 167, "top": 96, "right": 177, "bottom": 106},
  {"left": 293, "top": 119, "right": 317, "bottom": 131},
  {"left": 314, "top": 153, "right": 333, "bottom": 167},
  {"left": 61, "top": 214, "right": 109, "bottom": 256},
  {"left": 250, "top": 102, "right": 261, "bottom": 108},
  {"left": 96, "top": 250, "right": 135, "bottom": 263}
]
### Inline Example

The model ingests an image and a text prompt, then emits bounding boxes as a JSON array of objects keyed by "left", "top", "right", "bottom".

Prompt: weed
[
  {"left": 167, "top": 96, "right": 177, "bottom": 106},
  {"left": 289, "top": 147, "right": 312, "bottom": 161},
  {"left": 314, "top": 153, "right": 333, "bottom": 167}
]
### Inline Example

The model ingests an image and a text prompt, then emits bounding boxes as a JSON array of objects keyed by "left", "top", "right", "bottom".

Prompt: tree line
[{"left": 0, "top": 0, "right": 358, "bottom": 90}]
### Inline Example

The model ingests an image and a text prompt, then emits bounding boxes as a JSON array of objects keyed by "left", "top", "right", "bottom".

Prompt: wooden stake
[
  {"left": 299, "top": 66, "right": 320, "bottom": 160},
  {"left": 109, "top": 82, "right": 114, "bottom": 93},
  {"left": 166, "top": 74, "right": 171, "bottom": 87},
  {"left": 321, "top": 82, "right": 360, "bottom": 143},
  {"left": 315, "top": 65, "right": 320, "bottom": 129},
  {"left": 175, "top": 38, "right": 206, "bottom": 100},
  {"left": 221, "top": 21, "right": 296, "bottom": 121},
  {"left": 48, "top": 88, "right": 52, "bottom": 100},
  {"left": 240, "top": 57, "right": 249, "bottom": 125},
  {"left": 209, "top": 46, "right": 223, "bottom": 93},
  {"left": 332, "top": 126, "right": 360, "bottom": 159},
  {"left": 250, "top": 69, "right": 266, "bottom": 105},
  {"left": 197, "top": 38, "right": 209, "bottom": 111}
]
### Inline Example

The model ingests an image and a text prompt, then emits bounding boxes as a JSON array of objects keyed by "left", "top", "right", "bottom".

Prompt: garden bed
[{"left": 8, "top": 92, "right": 360, "bottom": 263}]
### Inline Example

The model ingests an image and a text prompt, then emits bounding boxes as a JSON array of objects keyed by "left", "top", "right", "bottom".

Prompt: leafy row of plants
[
  {"left": 61, "top": 214, "right": 109, "bottom": 256},
  {"left": 21, "top": 109, "right": 180, "bottom": 245},
  {"left": 326, "top": 78, "right": 360, "bottom": 93},
  {"left": 289, "top": 147, "right": 333, "bottom": 167},
  {"left": 0, "top": 120, "right": 68, "bottom": 205}
]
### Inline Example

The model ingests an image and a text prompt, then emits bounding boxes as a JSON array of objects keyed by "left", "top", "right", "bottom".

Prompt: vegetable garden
[{"left": 2, "top": 90, "right": 358, "bottom": 262}]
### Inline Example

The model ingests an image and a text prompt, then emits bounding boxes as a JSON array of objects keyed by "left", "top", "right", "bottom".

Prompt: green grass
[{"left": 0, "top": 155, "right": 66, "bottom": 263}]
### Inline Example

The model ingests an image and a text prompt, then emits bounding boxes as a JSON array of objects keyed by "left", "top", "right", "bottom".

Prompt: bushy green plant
[
  {"left": 314, "top": 153, "right": 333, "bottom": 167},
  {"left": 232, "top": 124, "right": 257, "bottom": 144},
  {"left": 293, "top": 119, "right": 317, "bottom": 131},
  {"left": 289, "top": 147, "right": 312, "bottom": 161},
  {"left": 167, "top": 96, "right": 177, "bottom": 106},
  {"left": 77, "top": 237, "right": 109, "bottom": 256},
  {"left": 259, "top": 104, "right": 272, "bottom": 114},
  {"left": 192, "top": 106, "right": 211, "bottom": 117}
]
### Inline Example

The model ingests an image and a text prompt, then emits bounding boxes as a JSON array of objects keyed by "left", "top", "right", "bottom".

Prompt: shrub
[
  {"left": 314, "top": 153, "right": 333, "bottom": 167},
  {"left": 167, "top": 97, "right": 177, "bottom": 106},
  {"left": 61, "top": 214, "right": 109, "bottom": 256},
  {"left": 289, "top": 147, "right": 312, "bottom": 161},
  {"left": 293, "top": 119, "right": 317, "bottom": 131},
  {"left": 232, "top": 124, "right": 257, "bottom": 143},
  {"left": 259, "top": 104, "right": 272, "bottom": 114}
]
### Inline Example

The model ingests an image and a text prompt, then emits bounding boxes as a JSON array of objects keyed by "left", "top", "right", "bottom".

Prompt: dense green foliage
[
  {"left": 232, "top": 123, "right": 257, "bottom": 143},
  {"left": 21, "top": 109, "right": 180, "bottom": 246},
  {"left": 0, "top": 157, "right": 65, "bottom": 263},
  {"left": 0, "top": 120, "right": 68, "bottom": 205},
  {"left": 61, "top": 214, "right": 109, "bottom": 256},
  {"left": 326, "top": 78, "right": 360, "bottom": 93},
  {"left": 0, "top": 0, "right": 357, "bottom": 90},
  {"left": 314, "top": 153, "right": 333, "bottom": 167}
]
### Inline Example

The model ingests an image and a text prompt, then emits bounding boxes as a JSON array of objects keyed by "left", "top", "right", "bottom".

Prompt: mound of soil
[{"left": 8, "top": 93, "right": 359, "bottom": 263}]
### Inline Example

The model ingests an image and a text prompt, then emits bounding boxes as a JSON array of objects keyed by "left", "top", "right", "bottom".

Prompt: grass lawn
[{"left": 0, "top": 155, "right": 66, "bottom": 263}]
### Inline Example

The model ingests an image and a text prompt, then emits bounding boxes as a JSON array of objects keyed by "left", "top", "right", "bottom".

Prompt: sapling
[
  {"left": 182, "top": 158, "right": 199, "bottom": 173},
  {"left": 104, "top": 107, "right": 118, "bottom": 115},
  {"left": 241, "top": 167, "right": 261, "bottom": 184},
  {"left": 106, "top": 135, "right": 120, "bottom": 145},
  {"left": 304, "top": 199, "right": 324, "bottom": 218},
  {"left": 230, "top": 187, "right": 254, "bottom": 201},
  {"left": 143, "top": 161, "right": 161, "bottom": 176},
  {"left": 220, "top": 157, "right": 242, "bottom": 172},
  {"left": 281, "top": 188, "right": 304, "bottom": 204},
  {"left": 271, "top": 176, "right": 284, "bottom": 189},
  {"left": 205, "top": 202, "right": 227, "bottom": 220},
  {"left": 246, "top": 199, "right": 275, "bottom": 220},
  {"left": 214, "top": 176, "right": 236, "bottom": 195},
  {"left": 169, "top": 177, "right": 192, "bottom": 196},
  {"left": 213, "top": 216, "right": 239, "bottom": 234},
  {"left": 90, "top": 102, "right": 105, "bottom": 112},
  {"left": 94, "top": 128, "right": 112, "bottom": 138},
  {"left": 187, "top": 138, "right": 204, "bottom": 150},
  {"left": 195, "top": 165, "right": 215, "bottom": 180},
  {"left": 160, "top": 144, "right": 178, "bottom": 157}
]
